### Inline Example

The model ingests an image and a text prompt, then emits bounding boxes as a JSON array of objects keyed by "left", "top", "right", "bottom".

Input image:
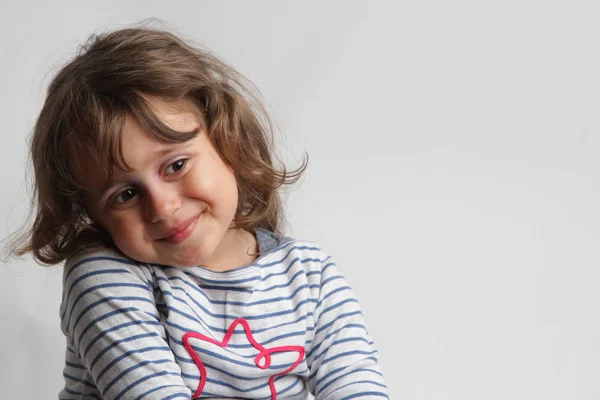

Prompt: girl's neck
[{"left": 203, "top": 228, "right": 258, "bottom": 272}]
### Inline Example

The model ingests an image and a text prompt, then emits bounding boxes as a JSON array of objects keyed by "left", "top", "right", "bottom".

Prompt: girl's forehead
[{"left": 69, "top": 95, "right": 205, "bottom": 195}]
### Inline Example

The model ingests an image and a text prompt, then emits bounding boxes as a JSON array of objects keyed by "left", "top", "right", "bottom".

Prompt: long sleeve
[
  {"left": 306, "top": 254, "right": 389, "bottom": 399},
  {"left": 59, "top": 250, "right": 192, "bottom": 400}
]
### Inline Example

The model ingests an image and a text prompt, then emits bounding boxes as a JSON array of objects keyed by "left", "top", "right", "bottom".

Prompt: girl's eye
[
  {"left": 113, "top": 188, "right": 138, "bottom": 204},
  {"left": 165, "top": 159, "right": 187, "bottom": 175}
]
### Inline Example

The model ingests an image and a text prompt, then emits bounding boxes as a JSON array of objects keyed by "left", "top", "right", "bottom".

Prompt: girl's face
[{"left": 83, "top": 96, "right": 255, "bottom": 269}]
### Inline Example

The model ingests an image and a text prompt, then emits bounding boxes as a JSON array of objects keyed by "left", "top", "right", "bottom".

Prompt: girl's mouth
[{"left": 158, "top": 214, "right": 200, "bottom": 244}]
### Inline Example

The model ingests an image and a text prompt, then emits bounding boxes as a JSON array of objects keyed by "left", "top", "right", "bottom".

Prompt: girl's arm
[
  {"left": 306, "top": 253, "right": 389, "bottom": 399},
  {"left": 59, "top": 251, "right": 192, "bottom": 400}
]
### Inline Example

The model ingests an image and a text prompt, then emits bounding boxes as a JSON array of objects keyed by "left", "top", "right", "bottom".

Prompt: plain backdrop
[{"left": 2, "top": 0, "right": 600, "bottom": 399}]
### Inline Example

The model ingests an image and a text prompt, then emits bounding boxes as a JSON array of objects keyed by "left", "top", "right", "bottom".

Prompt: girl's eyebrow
[{"left": 152, "top": 145, "right": 183, "bottom": 158}]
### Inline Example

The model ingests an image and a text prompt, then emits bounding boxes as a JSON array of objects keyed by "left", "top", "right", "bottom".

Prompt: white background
[{"left": 2, "top": 1, "right": 600, "bottom": 399}]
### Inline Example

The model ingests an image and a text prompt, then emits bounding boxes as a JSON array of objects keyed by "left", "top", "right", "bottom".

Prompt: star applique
[{"left": 182, "top": 318, "right": 305, "bottom": 399}]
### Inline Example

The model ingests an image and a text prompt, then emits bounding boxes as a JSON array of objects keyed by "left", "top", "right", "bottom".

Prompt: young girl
[{"left": 14, "top": 26, "right": 388, "bottom": 399}]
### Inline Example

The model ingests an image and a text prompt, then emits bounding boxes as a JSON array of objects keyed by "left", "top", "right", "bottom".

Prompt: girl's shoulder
[
  {"left": 59, "top": 246, "right": 158, "bottom": 340},
  {"left": 256, "top": 229, "right": 334, "bottom": 269},
  {"left": 62, "top": 245, "right": 153, "bottom": 287}
]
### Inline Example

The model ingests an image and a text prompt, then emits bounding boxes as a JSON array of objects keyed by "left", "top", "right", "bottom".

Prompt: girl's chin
[
  {"left": 117, "top": 239, "right": 212, "bottom": 267},
  {"left": 114, "top": 249, "right": 200, "bottom": 267},
  {"left": 160, "top": 249, "right": 207, "bottom": 268}
]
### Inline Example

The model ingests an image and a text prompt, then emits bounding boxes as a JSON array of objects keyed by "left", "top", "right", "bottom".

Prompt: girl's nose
[{"left": 144, "top": 185, "right": 181, "bottom": 223}]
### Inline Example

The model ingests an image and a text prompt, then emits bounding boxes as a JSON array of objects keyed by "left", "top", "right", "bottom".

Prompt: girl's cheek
[
  {"left": 114, "top": 225, "right": 144, "bottom": 256},
  {"left": 109, "top": 216, "right": 138, "bottom": 241},
  {"left": 121, "top": 220, "right": 140, "bottom": 239},
  {"left": 184, "top": 169, "right": 210, "bottom": 198}
]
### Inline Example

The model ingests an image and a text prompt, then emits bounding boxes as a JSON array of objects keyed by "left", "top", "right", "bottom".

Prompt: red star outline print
[{"left": 182, "top": 318, "right": 305, "bottom": 399}]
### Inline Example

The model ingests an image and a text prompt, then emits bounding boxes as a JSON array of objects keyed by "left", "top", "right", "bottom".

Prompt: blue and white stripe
[{"left": 59, "top": 230, "right": 388, "bottom": 399}]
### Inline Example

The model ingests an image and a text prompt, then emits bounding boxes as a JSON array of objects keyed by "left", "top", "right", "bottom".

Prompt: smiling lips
[{"left": 159, "top": 215, "right": 200, "bottom": 244}]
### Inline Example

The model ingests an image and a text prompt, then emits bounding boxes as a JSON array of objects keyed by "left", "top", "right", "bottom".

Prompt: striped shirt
[{"left": 59, "top": 229, "right": 389, "bottom": 399}]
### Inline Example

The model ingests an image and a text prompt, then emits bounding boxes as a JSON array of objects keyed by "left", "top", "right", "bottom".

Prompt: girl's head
[{"left": 18, "top": 27, "right": 304, "bottom": 266}]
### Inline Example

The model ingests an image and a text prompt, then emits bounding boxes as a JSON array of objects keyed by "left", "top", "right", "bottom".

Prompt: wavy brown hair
[{"left": 9, "top": 26, "right": 306, "bottom": 265}]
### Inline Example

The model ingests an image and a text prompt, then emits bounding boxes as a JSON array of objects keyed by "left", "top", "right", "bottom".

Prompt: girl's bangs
[{"left": 68, "top": 92, "right": 201, "bottom": 191}]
